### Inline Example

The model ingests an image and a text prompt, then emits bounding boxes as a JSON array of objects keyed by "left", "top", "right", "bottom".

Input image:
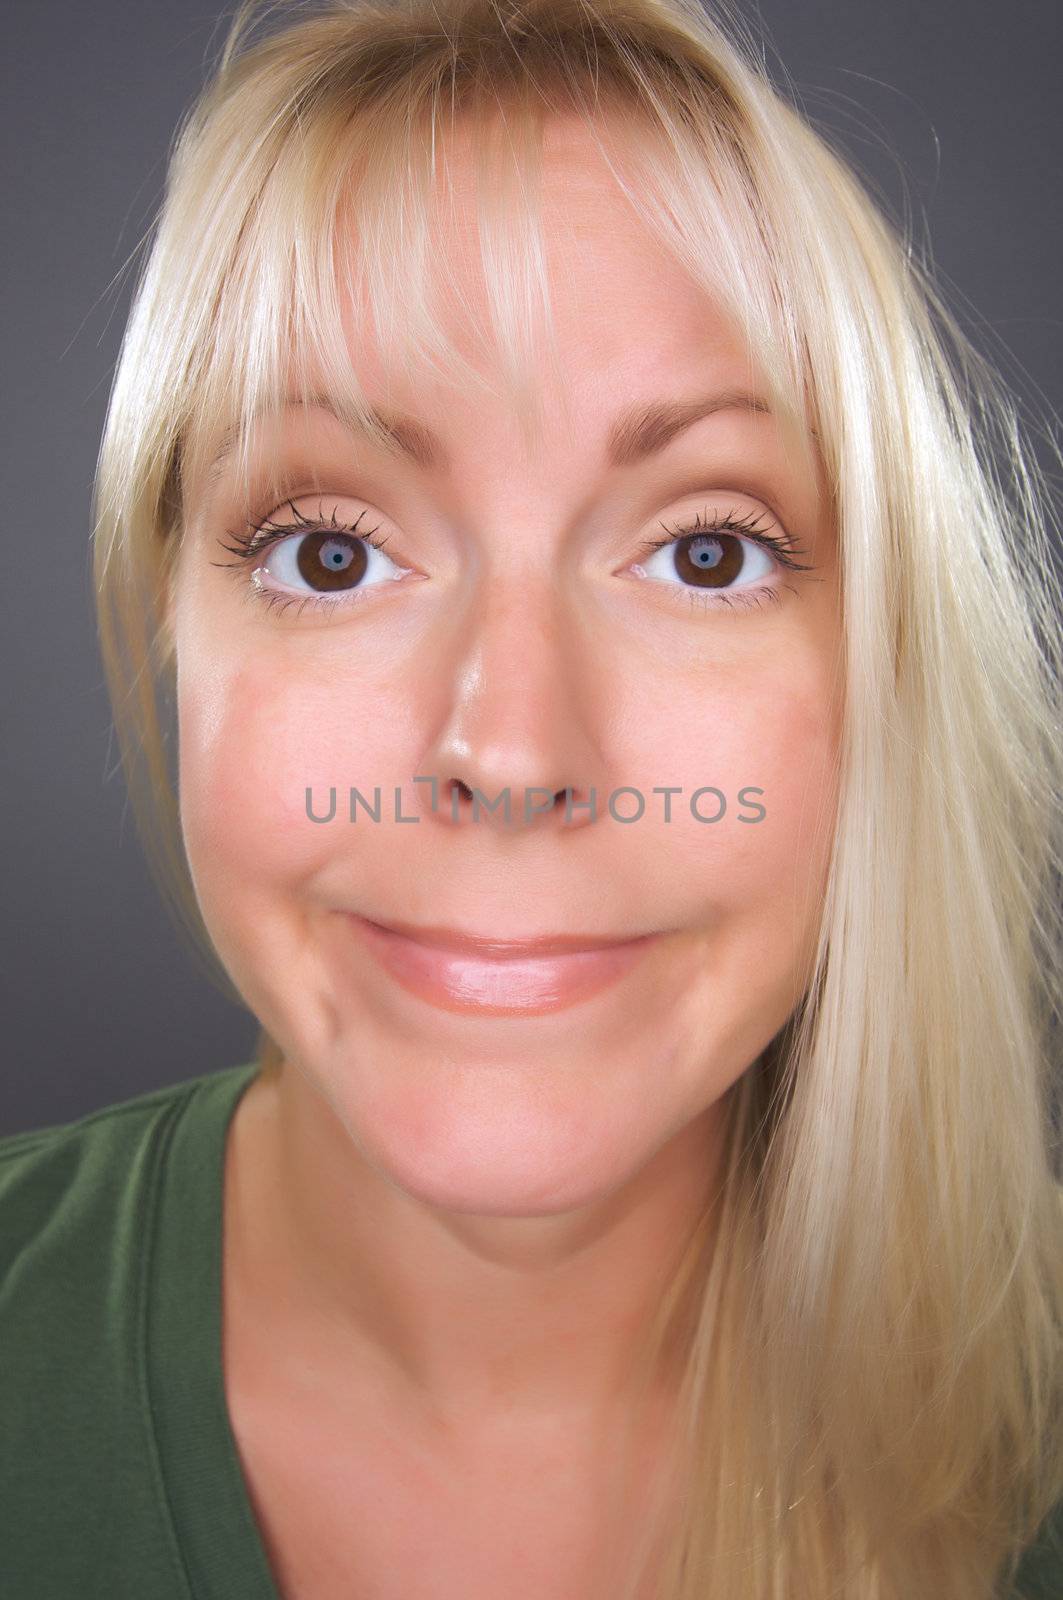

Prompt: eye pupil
[
  {"left": 690, "top": 538, "right": 721, "bottom": 568},
  {"left": 321, "top": 538, "right": 353, "bottom": 570}
]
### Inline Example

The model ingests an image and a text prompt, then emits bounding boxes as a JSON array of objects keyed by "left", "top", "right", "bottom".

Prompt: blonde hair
[{"left": 91, "top": 0, "right": 1063, "bottom": 1592}]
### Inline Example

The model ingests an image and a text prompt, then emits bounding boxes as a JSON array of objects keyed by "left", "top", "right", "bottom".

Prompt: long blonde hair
[{"left": 91, "top": 1, "right": 1063, "bottom": 1593}]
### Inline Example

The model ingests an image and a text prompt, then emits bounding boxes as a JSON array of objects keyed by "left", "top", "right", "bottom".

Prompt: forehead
[
  {"left": 181, "top": 105, "right": 813, "bottom": 505},
  {"left": 343, "top": 113, "right": 760, "bottom": 419}
]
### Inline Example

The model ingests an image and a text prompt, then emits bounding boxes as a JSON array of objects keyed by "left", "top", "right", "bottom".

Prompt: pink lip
[{"left": 345, "top": 914, "right": 661, "bottom": 1016}]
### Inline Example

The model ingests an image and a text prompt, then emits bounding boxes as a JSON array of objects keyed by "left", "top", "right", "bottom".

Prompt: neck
[{"left": 224, "top": 1057, "right": 722, "bottom": 1432}]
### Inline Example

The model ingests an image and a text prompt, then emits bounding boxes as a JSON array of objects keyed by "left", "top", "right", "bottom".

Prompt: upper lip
[{"left": 356, "top": 914, "right": 654, "bottom": 957}]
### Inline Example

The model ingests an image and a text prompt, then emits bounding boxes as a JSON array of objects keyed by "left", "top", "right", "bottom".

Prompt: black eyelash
[
  {"left": 638, "top": 505, "right": 813, "bottom": 572},
  {"left": 214, "top": 501, "right": 809, "bottom": 571},
  {"left": 210, "top": 497, "right": 813, "bottom": 622},
  {"left": 210, "top": 497, "right": 392, "bottom": 569}
]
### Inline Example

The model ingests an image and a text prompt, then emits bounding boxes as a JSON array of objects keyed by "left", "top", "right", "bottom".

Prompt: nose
[{"left": 417, "top": 576, "right": 600, "bottom": 832}]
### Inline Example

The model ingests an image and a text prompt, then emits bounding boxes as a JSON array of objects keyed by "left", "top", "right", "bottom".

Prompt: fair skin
[{"left": 172, "top": 113, "right": 841, "bottom": 1598}]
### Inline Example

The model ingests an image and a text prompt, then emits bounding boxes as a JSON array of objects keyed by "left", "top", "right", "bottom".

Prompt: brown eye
[
  {"left": 253, "top": 522, "right": 411, "bottom": 601},
  {"left": 671, "top": 532, "right": 745, "bottom": 588},
  {"left": 640, "top": 529, "right": 774, "bottom": 593},
  {"left": 294, "top": 530, "right": 368, "bottom": 592}
]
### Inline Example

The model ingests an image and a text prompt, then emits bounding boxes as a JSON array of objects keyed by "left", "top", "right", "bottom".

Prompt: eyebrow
[{"left": 204, "top": 385, "right": 772, "bottom": 484}]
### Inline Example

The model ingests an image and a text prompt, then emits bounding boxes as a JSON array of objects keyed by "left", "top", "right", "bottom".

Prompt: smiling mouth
[
  {"left": 359, "top": 914, "right": 655, "bottom": 956},
  {"left": 343, "top": 913, "right": 662, "bottom": 1016}
]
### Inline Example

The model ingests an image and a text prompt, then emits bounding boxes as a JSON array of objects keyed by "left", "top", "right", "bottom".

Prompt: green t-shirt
[
  {"left": 0, "top": 1061, "right": 281, "bottom": 1599},
  {"left": 0, "top": 1063, "right": 1060, "bottom": 1598}
]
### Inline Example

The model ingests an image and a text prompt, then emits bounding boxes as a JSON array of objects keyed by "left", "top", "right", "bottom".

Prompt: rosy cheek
[
  {"left": 747, "top": 670, "right": 841, "bottom": 890},
  {"left": 626, "top": 655, "right": 838, "bottom": 906},
  {"left": 177, "top": 656, "right": 340, "bottom": 889}
]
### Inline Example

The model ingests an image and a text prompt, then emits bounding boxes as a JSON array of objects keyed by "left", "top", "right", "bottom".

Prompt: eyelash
[
  {"left": 637, "top": 505, "right": 814, "bottom": 614},
  {"left": 211, "top": 497, "right": 815, "bottom": 620},
  {"left": 212, "top": 500, "right": 392, "bottom": 621}
]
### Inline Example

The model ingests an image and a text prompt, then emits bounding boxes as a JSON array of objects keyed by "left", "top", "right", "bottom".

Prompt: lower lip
[{"left": 346, "top": 916, "right": 660, "bottom": 1016}]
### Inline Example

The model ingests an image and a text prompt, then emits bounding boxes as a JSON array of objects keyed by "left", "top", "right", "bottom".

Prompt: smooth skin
[{"left": 172, "top": 112, "right": 842, "bottom": 1599}]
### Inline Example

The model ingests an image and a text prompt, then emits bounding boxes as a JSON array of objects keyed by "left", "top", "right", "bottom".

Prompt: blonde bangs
[{"left": 160, "top": 6, "right": 821, "bottom": 539}]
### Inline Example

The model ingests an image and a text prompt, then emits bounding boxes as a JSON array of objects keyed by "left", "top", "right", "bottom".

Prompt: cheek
[
  {"left": 176, "top": 644, "right": 412, "bottom": 907},
  {"left": 614, "top": 641, "right": 840, "bottom": 945},
  {"left": 740, "top": 675, "right": 840, "bottom": 924}
]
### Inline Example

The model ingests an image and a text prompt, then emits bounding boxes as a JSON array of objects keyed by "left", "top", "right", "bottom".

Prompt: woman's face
[{"left": 173, "top": 116, "right": 841, "bottom": 1215}]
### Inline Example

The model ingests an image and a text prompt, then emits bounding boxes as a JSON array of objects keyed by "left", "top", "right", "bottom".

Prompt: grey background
[{"left": 1, "top": 1, "right": 1060, "bottom": 1134}]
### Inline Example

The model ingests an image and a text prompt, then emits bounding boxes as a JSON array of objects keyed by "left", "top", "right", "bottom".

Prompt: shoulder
[
  {"left": 1011, "top": 1494, "right": 1063, "bottom": 1598},
  {"left": 0, "top": 1067, "right": 242, "bottom": 1282},
  {"left": 0, "top": 1065, "right": 257, "bottom": 1596},
  {"left": 0, "top": 1064, "right": 253, "bottom": 1363}
]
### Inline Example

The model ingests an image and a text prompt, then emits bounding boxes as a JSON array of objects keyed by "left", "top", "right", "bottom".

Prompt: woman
[{"left": 1, "top": 0, "right": 1060, "bottom": 1595}]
